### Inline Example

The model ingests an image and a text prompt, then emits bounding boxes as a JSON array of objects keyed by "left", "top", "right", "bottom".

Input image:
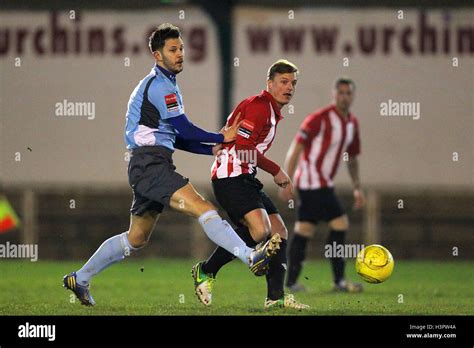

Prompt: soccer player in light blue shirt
[
  {"left": 63, "top": 23, "right": 282, "bottom": 306},
  {"left": 124, "top": 52, "right": 223, "bottom": 152}
]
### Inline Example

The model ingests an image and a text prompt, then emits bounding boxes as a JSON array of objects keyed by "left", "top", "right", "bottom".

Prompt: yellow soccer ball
[{"left": 355, "top": 244, "right": 394, "bottom": 284}]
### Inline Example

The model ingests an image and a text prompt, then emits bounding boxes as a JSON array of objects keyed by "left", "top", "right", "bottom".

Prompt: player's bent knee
[
  {"left": 295, "top": 221, "right": 315, "bottom": 238},
  {"left": 329, "top": 215, "right": 349, "bottom": 231},
  {"left": 295, "top": 229, "right": 312, "bottom": 239},
  {"left": 128, "top": 221, "right": 154, "bottom": 248},
  {"left": 127, "top": 229, "right": 150, "bottom": 248}
]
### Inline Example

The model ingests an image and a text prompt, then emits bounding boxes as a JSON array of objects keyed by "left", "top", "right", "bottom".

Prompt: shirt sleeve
[
  {"left": 174, "top": 136, "right": 213, "bottom": 155},
  {"left": 168, "top": 114, "right": 224, "bottom": 143},
  {"left": 234, "top": 101, "right": 281, "bottom": 176},
  {"left": 147, "top": 78, "right": 185, "bottom": 120},
  {"left": 346, "top": 118, "right": 361, "bottom": 157},
  {"left": 235, "top": 101, "right": 268, "bottom": 147},
  {"left": 295, "top": 114, "right": 322, "bottom": 146}
]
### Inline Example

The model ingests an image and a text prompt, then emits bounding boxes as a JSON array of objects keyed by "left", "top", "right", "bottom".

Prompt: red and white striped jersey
[
  {"left": 211, "top": 90, "right": 283, "bottom": 180},
  {"left": 294, "top": 105, "right": 361, "bottom": 189}
]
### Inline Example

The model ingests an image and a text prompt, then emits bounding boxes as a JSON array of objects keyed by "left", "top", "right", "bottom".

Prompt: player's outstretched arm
[
  {"left": 169, "top": 113, "right": 242, "bottom": 144},
  {"left": 169, "top": 114, "right": 224, "bottom": 143},
  {"left": 147, "top": 80, "right": 241, "bottom": 144},
  {"left": 174, "top": 136, "right": 214, "bottom": 155}
]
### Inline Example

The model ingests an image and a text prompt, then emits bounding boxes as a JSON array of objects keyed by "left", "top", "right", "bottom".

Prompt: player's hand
[
  {"left": 212, "top": 143, "right": 223, "bottom": 156},
  {"left": 278, "top": 185, "right": 294, "bottom": 202},
  {"left": 220, "top": 112, "right": 243, "bottom": 143},
  {"left": 274, "top": 169, "right": 292, "bottom": 189},
  {"left": 353, "top": 188, "right": 365, "bottom": 210}
]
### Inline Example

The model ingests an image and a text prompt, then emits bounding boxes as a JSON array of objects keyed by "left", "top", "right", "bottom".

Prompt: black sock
[
  {"left": 201, "top": 226, "right": 257, "bottom": 277},
  {"left": 266, "top": 238, "right": 287, "bottom": 300},
  {"left": 327, "top": 229, "right": 346, "bottom": 284},
  {"left": 286, "top": 234, "right": 309, "bottom": 287}
]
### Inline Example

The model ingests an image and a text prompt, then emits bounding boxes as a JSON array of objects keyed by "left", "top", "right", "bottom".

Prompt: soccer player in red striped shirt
[
  {"left": 281, "top": 77, "right": 365, "bottom": 293},
  {"left": 191, "top": 60, "right": 309, "bottom": 309}
]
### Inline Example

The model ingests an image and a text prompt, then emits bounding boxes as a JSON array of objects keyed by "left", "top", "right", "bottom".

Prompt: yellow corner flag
[{"left": 0, "top": 196, "right": 20, "bottom": 233}]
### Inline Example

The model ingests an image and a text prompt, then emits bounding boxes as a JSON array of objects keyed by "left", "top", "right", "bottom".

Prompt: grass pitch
[{"left": 0, "top": 259, "right": 472, "bottom": 315}]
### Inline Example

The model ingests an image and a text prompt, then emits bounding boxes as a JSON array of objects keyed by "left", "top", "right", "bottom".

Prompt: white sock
[
  {"left": 76, "top": 231, "right": 137, "bottom": 286},
  {"left": 198, "top": 210, "right": 252, "bottom": 265}
]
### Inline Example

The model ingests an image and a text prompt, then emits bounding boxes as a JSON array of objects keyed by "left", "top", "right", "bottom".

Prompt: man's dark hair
[
  {"left": 149, "top": 23, "right": 182, "bottom": 52},
  {"left": 267, "top": 59, "right": 299, "bottom": 80},
  {"left": 334, "top": 77, "right": 356, "bottom": 91}
]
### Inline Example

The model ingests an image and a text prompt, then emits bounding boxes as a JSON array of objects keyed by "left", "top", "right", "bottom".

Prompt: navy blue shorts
[
  {"left": 297, "top": 187, "right": 345, "bottom": 224},
  {"left": 212, "top": 174, "right": 279, "bottom": 227},
  {"left": 128, "top": 146, "right": 189, "bottom": 216}
]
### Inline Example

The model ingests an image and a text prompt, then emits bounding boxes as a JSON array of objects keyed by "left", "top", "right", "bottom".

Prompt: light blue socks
[
  {"left": 198, "top": 210, "right": 252, "bottom": 264},
  {"left": 76, "top": 231, "right": 136, "bottom": 286}
]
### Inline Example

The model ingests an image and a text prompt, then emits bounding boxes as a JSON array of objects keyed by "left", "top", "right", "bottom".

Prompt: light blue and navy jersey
[{"left": 125, "top": 65, "right": 185, "bottom": 150}]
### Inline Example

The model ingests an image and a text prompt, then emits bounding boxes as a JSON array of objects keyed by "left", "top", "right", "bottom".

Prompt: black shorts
[
  {"left": 212, "top": 174, "right": 279, "bottom": 227},
  {"left": 128, "top": 146, "right": 189, "bottom": 216},
  {"left": 297, "top": 187, "right": 345, "bottom": 224}
]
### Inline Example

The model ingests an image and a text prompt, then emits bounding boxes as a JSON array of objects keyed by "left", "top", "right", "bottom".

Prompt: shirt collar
[
  {"left": 261, "top": 90, "right": 283, "bottom": 119},
  {"left": 154, "top": 64, "right": 176, "bottom": 84},
  {"left": 331, "top": 104, "right": 351, "bottom": 121}
]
